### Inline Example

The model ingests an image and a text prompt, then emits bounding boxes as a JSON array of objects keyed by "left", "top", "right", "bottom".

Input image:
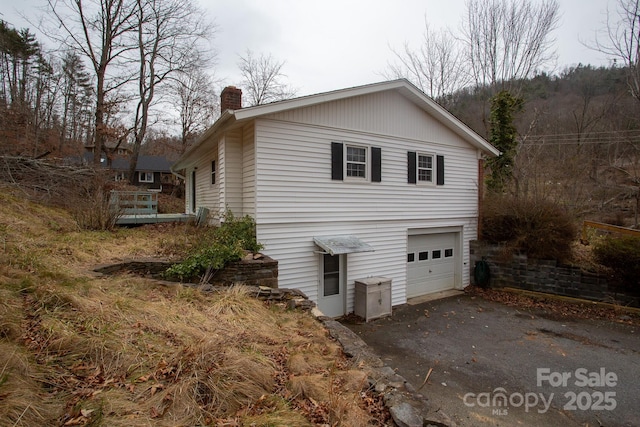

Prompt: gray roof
[{"left": 76, "top": 153, "right": 174, "bottom": 173}]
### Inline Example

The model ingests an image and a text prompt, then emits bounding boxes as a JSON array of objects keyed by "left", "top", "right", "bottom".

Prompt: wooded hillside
[{"left": 449, "top": 65, "right": 640, "bottom": 227}]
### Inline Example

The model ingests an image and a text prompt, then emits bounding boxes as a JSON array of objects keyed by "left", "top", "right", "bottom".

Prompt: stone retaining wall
[
  {"left": 208, "top": 255, "right": 278, "bottom": 288},
  {"left": 470, "top": 240, "right": 639, "bottom": 307},
  {"left": 93, "top": 254, "right": 278, "bottom": 289}
]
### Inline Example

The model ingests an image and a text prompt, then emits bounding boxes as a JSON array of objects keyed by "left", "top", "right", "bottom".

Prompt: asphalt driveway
[{"left": 344, "top": 292, "right": 640, "bottom": 427}]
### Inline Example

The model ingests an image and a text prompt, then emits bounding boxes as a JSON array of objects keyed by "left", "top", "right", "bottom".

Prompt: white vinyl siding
[
  {"left": 256, "top": 218, "right": 476, "bottom": 311},
  {"left": 242, "top": 122, "right": 256, "bottom": 217},
  {"left": 254, "top": 116, "right": 480, "bottom": 308},
  {"left": 254, "top": 119, "right": 478, "bottom": 224},
  {"left": 264, "top": 90, "right": 470, "bottom": 149},
  {"left": 220, "top": 129, "right": 243, "bottom": 216},
  {"left": 185, "top": 140, "right": 220, "bottom": 217}
]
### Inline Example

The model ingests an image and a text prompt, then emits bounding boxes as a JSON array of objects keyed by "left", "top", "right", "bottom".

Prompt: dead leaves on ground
[{"left": 466, "top": 285, "right": 640, "bottom": 325}]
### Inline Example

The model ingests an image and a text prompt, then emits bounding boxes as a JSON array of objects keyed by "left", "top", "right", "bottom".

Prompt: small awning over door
[{"left": 313, "top": 235, "right": 375, "bottom": 256}]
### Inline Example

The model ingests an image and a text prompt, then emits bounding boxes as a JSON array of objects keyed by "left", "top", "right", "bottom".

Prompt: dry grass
[{"left": 0, "top": 187, "right": 387, "bottom": 426}]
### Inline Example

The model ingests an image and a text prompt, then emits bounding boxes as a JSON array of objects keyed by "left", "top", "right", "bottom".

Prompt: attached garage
[{"left": 406, "top": 232, "right": 459, "bottom": 298}]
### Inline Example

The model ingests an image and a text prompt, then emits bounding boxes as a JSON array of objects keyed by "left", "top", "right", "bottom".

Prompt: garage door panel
[{"left": 407, "top": 233, "right": 457, "bottom": 298}]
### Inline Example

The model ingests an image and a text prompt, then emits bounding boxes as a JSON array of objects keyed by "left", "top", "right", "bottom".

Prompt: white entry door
[{"left": 318, "top": 254, "right": 346, "bottom": 317}]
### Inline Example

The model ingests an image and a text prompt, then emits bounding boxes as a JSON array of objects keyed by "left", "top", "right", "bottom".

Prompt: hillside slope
[{"left": 0, "top": 189, "right": 386, "bottom": 426}]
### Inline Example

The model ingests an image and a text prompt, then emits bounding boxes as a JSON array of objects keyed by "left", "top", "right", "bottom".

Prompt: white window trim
[
  {"left": 344, "top": 143, "right": 370, "bottom": 182},
  {"left": 416, "top": 152, "right": 435, "bottom": 185},
  {"left": 139, "top": 171, "right": 154, "bottom": 183}
]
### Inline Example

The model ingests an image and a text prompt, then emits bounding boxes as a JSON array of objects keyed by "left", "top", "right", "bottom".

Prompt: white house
[{"left": 171, "top": 80, "right": 499, "bottom": 317}]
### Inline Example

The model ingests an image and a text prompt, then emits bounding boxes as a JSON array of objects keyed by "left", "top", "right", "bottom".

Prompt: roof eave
[
  {"left": 171, "top": 110, "right": 236, "bottom": 172},
  {"left": 171, "top": 79, "right": 500, "bottom": 173},
  {"left": 396, "top": 83, "right": 500, "bottom": 157}
]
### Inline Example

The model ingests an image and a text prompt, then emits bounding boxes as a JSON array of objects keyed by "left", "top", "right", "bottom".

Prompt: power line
[{"left": 521, "top": 130, "right": 640, "bottom": 146}]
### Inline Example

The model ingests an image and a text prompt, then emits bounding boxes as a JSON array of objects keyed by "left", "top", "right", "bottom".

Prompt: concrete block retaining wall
[{"left": 470, "top": 240, "right": 639, "bottom": 307}]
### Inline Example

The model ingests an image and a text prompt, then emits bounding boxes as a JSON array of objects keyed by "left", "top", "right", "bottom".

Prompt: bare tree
[
  {"left": 385, "top": 21, "right": 469, "bottom": 105},
  {"left": 461, "top": 0, "right": 560, "bottom": 90},
  {"left": 591, "top": 0, "right": 640, "bottom": 102},
  {"left": 172, "top": 67, "right": 218, "bottom": 154},
  {"left": 45, "top": 0, "right": 138, "bottom": 165},
  {"left": 59, "top": 52, "right": 94, "bottom": 154},
  {"left": 237, "top": 50, "right": 296, "bottom": 106},
  {"left": 126, "top": 0, "right": 214, "bottom": 184},
  {"left": 588, "top": 1, "right": 640, "bottom": 225}
]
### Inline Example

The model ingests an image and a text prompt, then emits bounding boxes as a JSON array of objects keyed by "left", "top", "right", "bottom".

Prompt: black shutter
[
  {"left": 371, "top": 147, "right": 381, "bottom": 182},
  {"left": 331, "top": 142, "right": 343, "bottom": 180},
  {"left": 407, "top": 151, "right": 417, "bottom": 184},
  {"left": 437, "top": 155, "right": 445, "bottom": 185}
]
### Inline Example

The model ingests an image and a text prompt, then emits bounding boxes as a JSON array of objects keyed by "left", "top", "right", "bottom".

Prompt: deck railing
[
  {"left": 581, "top": 220, "right": 640, "bottom": 243},
  {"left": 110, "top": 190, "right": 158, "bottom": 217}
]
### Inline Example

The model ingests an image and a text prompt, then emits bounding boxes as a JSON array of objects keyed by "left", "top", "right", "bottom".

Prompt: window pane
[
  {"left": 418, "top": 251, "right": 428, "bottom": 261},
  {"left": 407, "top": 253, "right": 415, "bottom": 262},
  {"left": 323, "top": 255, "right": 340, "bottom": 297},
  {"left": 346, "top": 146, "right": 367, "bottom": 178},
  {"left": 418, "top": 170, "right": 432, "bottom": 182},
  {"left": 418, "top": 155, "right": 432, "bottom": 169},
  {"left": 347, "top": 147, "right": 366, "bottom": 162},
  {"left": 432, "top": 250, "right": 442, "bottom": 259},
  {"left": 324, "top": 273, "right": 340, "bottom": 296},
  {"left": 417, "top": 154, "right": 433, "bottom": 182},
  {"left": 347, "top": 163, "right": 366, "bottom": 177},
  {"left": 445, "top": 248, "right": 453, "bottom": 257}
]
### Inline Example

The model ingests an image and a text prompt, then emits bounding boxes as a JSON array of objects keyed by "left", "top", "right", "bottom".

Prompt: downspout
[
  {"left": 171, "top": 169, "right": 185, "bottom": 180},
  {"left": 477, "top": 157, "right": 485, "bottom": 239}
]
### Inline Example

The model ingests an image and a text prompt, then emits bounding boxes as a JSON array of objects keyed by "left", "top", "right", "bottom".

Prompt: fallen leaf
[
  {"left": 150, "top": 383, "right": 164, "bottom": 396},
  {"left": 80, "top": 409, "right": 94, "bottom": 417}
]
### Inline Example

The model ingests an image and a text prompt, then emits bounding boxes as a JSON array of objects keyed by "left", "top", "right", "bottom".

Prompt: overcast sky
[{"left": 1, "top": 0, "right": 617, "bottom": 97}]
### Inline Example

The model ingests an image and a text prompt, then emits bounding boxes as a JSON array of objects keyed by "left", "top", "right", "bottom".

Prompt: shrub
[
  {"left": 69, "top": 181, "right": 120, "bottom": 231},
  {"left": 593, "top": 235, "right": 640, "bottom": 294},
  {"left": 481, "top": 194, "right": 577, "bottom": 261},
  {"left": 166, "top": 212, "right": 263, "bottom": 281}
]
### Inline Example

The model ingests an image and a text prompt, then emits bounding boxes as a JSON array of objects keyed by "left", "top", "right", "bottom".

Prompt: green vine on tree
[{"left": 486, "top": 90, "right": 523, "bottom": 193}]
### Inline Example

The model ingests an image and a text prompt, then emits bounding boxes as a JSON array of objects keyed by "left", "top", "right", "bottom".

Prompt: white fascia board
[
  {"left": 171, "top": 111, "right": 236, "bottom": 171},
  {"left": 233, "top": 80, "right": 410, "bottom": 121},
  {"left": 397, "top": 84, "right": 501, "bottom": 157}
]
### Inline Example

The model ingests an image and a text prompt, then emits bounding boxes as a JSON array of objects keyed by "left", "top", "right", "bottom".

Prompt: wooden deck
[
  {"left": 116, "top": 213, "right": 194, "bottom": 225},
  {"left": 111, "top": 190, "right": 194, "bottom": 226}
]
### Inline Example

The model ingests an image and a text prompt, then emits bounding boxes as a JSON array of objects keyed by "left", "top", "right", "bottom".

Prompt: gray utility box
[{"left": 354, "top": 277, "right": 392, "bottom": 322}]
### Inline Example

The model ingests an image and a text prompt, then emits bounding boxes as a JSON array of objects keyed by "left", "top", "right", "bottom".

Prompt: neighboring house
[
  {"left": 172, "top": 80, "right": 499, "bottom": 317},
  {"left": 76, "top": 153, "right": 176, "bottom": 192},
  {"left": 110, "top": 155, "right": 175, "bottom": 192}
]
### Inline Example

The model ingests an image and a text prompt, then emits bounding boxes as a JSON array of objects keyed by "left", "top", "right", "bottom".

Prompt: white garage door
[{"left": 407, "top": 233, "right": 457, "bottom": 298}]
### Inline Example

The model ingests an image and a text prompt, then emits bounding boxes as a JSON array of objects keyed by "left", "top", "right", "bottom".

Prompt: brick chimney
[{"left": 220, "top": 86, "right": 242, "bottom": 114}]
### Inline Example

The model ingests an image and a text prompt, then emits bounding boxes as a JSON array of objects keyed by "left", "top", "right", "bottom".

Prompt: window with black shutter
[
  {"left": 331, "top": 142, "right": 344, "bottom": 181},
  {"left": 331, "top": 142, "right": 381, "bottom": 183},
  {"left": 408, "top": 151, "right": 444, "bottom": 186},
  {"left": 371, "top": 147, "right": 381, "bottom": 182}
]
